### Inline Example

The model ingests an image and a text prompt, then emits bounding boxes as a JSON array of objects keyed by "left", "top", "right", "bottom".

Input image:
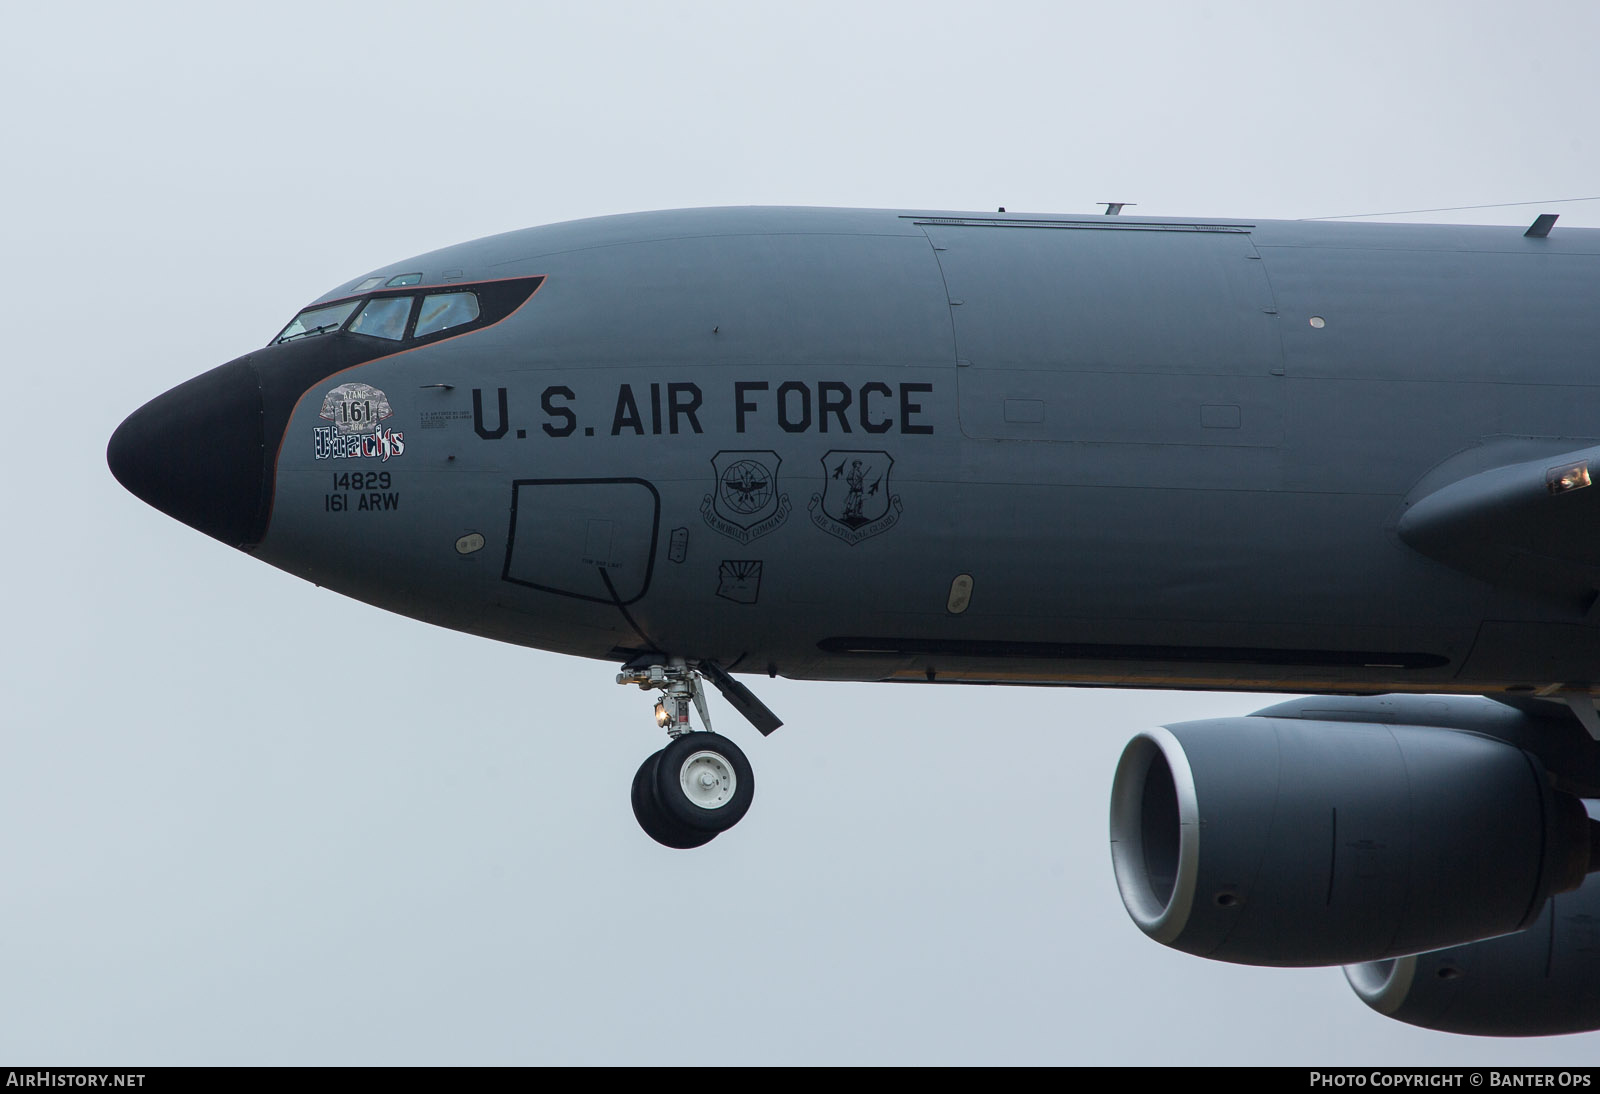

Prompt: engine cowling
[
  {"left": 1345, "top": 872, "right": 1600, "bottom": 1036},
  {"left": 1109, "top": 716, "right": 1589, "bottom": 967}
]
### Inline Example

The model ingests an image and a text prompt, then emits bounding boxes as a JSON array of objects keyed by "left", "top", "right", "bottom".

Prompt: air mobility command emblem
[{"left": 701, "top": 450, "right": 791, "bottom": 544}]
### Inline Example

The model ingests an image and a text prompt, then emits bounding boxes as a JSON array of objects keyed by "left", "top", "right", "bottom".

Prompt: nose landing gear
[{"left": 618, "top": 657, "right": 761, "bottom": 848}]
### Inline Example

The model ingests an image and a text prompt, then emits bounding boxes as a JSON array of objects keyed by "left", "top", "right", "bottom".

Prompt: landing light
[
  {"left": 1546, "top": 461, "right": 1592, "bottom": 495},
  {"left": 655, "top": 701, "right": 670, "bottom": 727}
]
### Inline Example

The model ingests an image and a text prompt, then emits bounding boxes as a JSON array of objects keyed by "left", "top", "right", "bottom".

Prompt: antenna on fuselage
[{"left": 1102, "top": 202, "right": 1135, "bottom": 216}]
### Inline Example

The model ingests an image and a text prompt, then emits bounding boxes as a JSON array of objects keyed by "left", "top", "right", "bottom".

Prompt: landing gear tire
[
  {"left": 653, "top": 731, "right": 755, "bottom": 834},
  {"left": 631, "top": 750, "right": 717, "bottom": 849}
]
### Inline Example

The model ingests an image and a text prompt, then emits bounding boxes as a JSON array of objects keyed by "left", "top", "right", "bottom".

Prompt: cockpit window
[
  {"left": 385, "top": 273, "right": 423, "bottom": 287},
  {"left": 273, "top": 300, "right": 361, "bottom": 344},
  {"left": 268, "top": 276, "right": 541, "bottom": 353},
  {"left": 347, "top": 296, "right": 413, "bottom": 341},
  {"left": 352, "top": 276, "right": 385, "bottom": 292},
  {"left": 414, "top": 292, "right": 481, "bottom": 338}
]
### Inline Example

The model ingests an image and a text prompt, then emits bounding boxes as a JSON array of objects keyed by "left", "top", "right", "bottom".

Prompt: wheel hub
[{"left": 679, "top": 750, "right": 736, "bottom": 809}]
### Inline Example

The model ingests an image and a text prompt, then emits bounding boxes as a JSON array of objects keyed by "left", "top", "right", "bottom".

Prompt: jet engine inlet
[
  {"left": 1108, "top": 717, "right": 1590, "bottom": 967},
  {"left": 1109, "top": 728, "right": 1199, "bottom": 944}
]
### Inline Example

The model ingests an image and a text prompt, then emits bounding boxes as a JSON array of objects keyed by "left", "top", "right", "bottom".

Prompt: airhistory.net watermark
[{"left": 5, "top": 1074, "right": 145, "bottom": 1088}]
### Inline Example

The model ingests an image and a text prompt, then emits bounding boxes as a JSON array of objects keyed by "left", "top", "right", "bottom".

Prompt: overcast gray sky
[{"left": 7, "top": 0, "right": 1600, "bottom": 1065}]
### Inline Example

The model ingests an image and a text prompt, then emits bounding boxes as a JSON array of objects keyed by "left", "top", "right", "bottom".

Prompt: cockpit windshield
[
  {"left": 268, "top": 279, "right": 518, "bottom": 351},
  {"left": 347, "top": 296, "right": 413, "bottom": 340},
  {"left": 272, "top": 300, "right": 361, "bottom": 345},
  {"left": 415, "top": 292, "right": 480, "bottom": 337}
]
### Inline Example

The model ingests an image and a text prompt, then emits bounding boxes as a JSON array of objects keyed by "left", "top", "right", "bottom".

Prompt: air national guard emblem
[
  {"left": 809, "top": 450, "right": 902, "bottom": 545},
  {"left": 701, "top": 450, "right": 791, "bottom": 545},
  {"left": 320, "top": 382, "right": 394, "bottom": 434}
]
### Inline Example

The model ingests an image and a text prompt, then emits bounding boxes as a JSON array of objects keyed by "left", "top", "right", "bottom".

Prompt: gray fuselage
[{"left": 131, "top": 207, "right": 1600, "bottom": 696}]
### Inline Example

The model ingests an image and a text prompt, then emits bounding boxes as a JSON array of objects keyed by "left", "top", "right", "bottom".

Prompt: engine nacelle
[
  {"left": 1109, "top": 717, "right": 1589, "bottom": 967},
  {"left": 1346, "top": 872, "right": 1600, "bottom": 1036}
]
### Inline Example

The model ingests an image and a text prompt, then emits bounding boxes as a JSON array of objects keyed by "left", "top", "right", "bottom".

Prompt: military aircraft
[{"left": 108, "top": 205, "right": 1600, "bottom": 1037}]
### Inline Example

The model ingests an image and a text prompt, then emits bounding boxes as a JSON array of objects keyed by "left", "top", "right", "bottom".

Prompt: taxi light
[{"left": 1546, "top": 461, "right": 1592, "bottom": 495}]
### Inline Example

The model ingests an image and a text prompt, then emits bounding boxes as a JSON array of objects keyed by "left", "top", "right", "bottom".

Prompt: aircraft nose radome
[{"left": 107, "top": 358, "right": 270, "bottom": 548}]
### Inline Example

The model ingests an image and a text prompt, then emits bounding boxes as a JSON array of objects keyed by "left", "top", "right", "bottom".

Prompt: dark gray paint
[{"left": 242, "top": 207, "right": 1600, "bottom": 698}]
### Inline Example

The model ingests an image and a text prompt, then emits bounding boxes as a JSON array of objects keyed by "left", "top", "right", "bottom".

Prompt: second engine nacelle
[
  {"left": 1345, "top": 870, "right": 1600, "bottom": 1037},
  {"left": 1109, "top": 716, "right": 1590, "bottom": 967}
]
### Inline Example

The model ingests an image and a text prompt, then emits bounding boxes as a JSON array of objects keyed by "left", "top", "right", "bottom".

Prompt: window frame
[
  {"left": 345, "top": 293, "right": 421, "bottom": 342},
  {"left": 413, "top": 290, "right": 483, "bottom": 339},
  {"left": 266, "top": 276, "right": 538, "bottom": 352}
]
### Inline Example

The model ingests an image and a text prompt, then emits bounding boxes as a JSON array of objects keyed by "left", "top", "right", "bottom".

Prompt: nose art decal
[{"left": 315, "top": 382, "right": 406, "bottom": 462}]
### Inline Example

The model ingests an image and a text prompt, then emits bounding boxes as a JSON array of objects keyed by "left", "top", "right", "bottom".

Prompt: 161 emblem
[{"left": 315, "top": 382, "right": 405, "bottom": 461}]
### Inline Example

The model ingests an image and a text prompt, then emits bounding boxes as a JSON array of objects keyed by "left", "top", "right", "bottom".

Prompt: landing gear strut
[{"left": 618, "top": 657, "right": 758, "bottom": 848}]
